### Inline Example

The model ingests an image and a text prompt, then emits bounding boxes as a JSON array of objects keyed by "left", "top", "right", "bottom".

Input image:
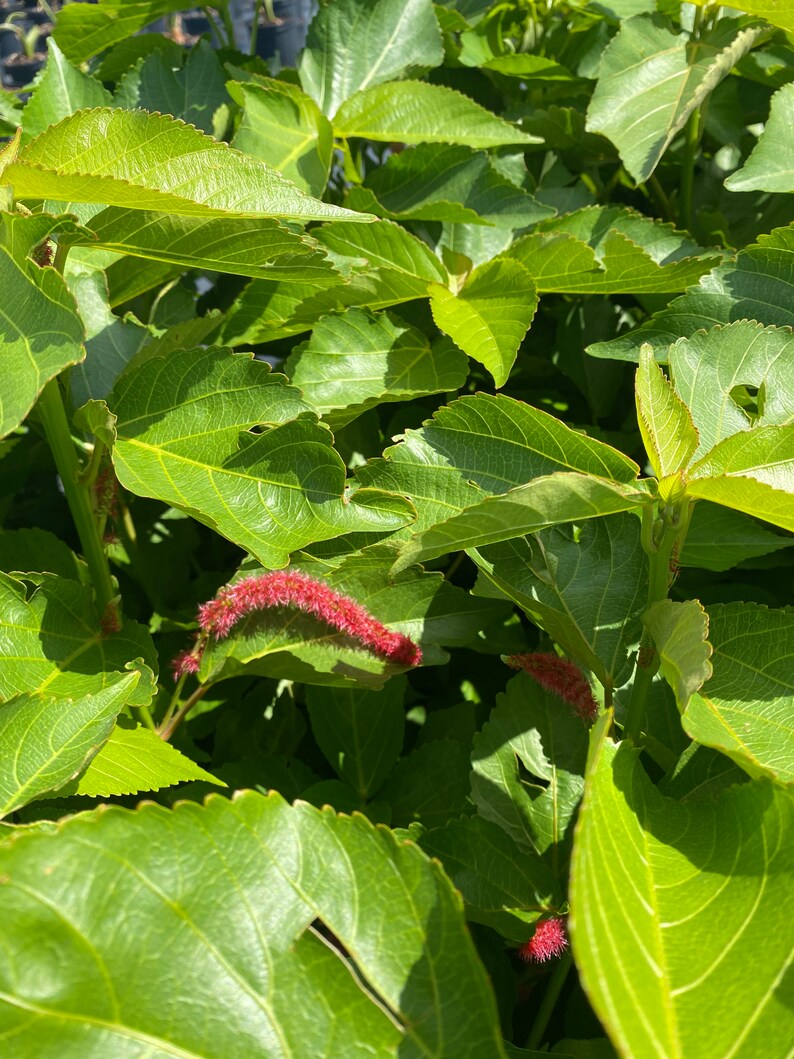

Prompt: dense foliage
[{"left": 1, "top": 0, "right": 793, "bottom": 1055}]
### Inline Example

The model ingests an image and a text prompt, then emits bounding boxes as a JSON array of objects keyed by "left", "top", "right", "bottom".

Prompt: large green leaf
[
  {"left": 689, "top": 424, "right": 794, "bottom": 492},
  {"left": 229, "top": 79, "right": 334, "bottom": 197},
  {"left": 429, "top": 257, "right": 538, "bottom": 387},
  {"left": 725, "top": 82, "right": 794, "bottom": 193},
  {"left": 688, "top": 474, "right": 794, "bottom": 532},
  {"left": 680, "top": 502, "right": 793, "bottom": 571},
  {"left": 570, "top": 728, "right": 793, "bottom": 1059},
  {"left": 394, "top": 473, "right": 649, "bottom": 572},
  {"left": 643, "top": 599, "right": 713, "bottom": 710},
  {"left": 200, "top": 546, "right": 510, "bottom": 688},
  {"left": 379, "top": 739, "right": 472, "bottom": 829},
  {"left": 471, "top": 672, "right": 590, "bottom": 875},
  {"left": 20, "top": 40, "right": 112, "bottom": 145},
  {"left": 346, "top": 142, "right": 554, "bottom": 227},
  {"left": 472, "top": 513, "right": 648, "bottom": 689},
  {"left": 109, "top": 347, "right": 412, "bottom": 567},
  {"left": 586, "top": 15, "right": 764, "bottom": 182},
  {"left": 635, "top": 344, "right": 699, "bottom": 478},
  {"left": 588, "top": 225, "right": 794, "bottom": 362},
  {"left": 0, "top": 792, "right": 508, "bottom": 1057},
  {"left": 52, "top": 0, "right": 198, "bottom": 64},
  {"left": 0, "top": 572, "right": 156, "bottom": 706},
  {"left": 418, "top": 815, "right": 561, "bottom": 941},
  {"left": 3, "top": 109, "right": 363, "bottom": 223},
  {"left": 507, "top": 207, "right": 721, "bottom": 294},
  {"left": 694, "top": 0, "right": 794, "bottom": 41},
  {"left": 682, "top": 603, "right": 794, "bottom": 784},
  {"left": 298, "top": 0, "right": 444, "bottom": 117},
  {"left": 668, "top": 321, "right": 794, "bottom": 459},
  {"left": 334, "top": 81, "right": 540, "bottom": 147},
  {"left": 116, "top": 40, "right": 229, "bottom": 135},
  {"left": 0, "top": 212, "right": 85, "bottom": 440},
  {"left": 306, "top": 678, "right": 406, "bottom": 798},
  {"left": 0, "top": 672, "right": 138, "bottom": 818},
  {"left": 285, "top": 308, "right": 468, "bottom": 428},
  {"left": 57, "top": 718, "right": 224, "bottom": 797}
]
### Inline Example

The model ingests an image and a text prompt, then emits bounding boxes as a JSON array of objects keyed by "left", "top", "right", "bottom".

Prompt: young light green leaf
[
  {"left": 3, "top": 109, "right": 366, "bottom": 222},
  {"left": 643, "top": 599, "right": 713, "bottom": 710},
  {"left": 0, "top": 793, "right": 508, "bottom": 1057},
  {"left": 109, "top": 347, "right": 411, "bottom": 567},
  {"left": 472, "top": 513, "right": 648, "bottom": 689},
  {"left": 589, "top": 226, "right": 794, "bottom": 361},
  {"left": 688, "top": 475, "right": 794, "bottom": 532},
  {"left": 636, "top": 344, "right": 699, "bottom": 478},
  {"left": 56, "top": 718, "right": 224, "bottom": 796},
  {"left": 570, "top": 733, "right": 793, "bottom": 1059},
  {"left": 73, "top": 399, "right": 117, "bottom": 449},
  {"left": 285, "top": 308, "right": 468, "bottom": 428},
  {"left": 306, "top": 678, "right": 406, "bottom": 798},
  {"left": 53, "top": 0, "right": 199, "bottom": 64},
  {"left": 19, "top": 39, "right": 112, "bottom": 145},
  {"left": 668, "top": 322, "right": 794, "bottom": 458},
  {"left": 682, "top": 603, "right": 794, "bottom": 784},
  {"left": 418, "top": 815, "right": 561, "bottom": 942},
  {"left": 0, "top": 213, "right": 85, "bottom": 440},
  {"left": 680, "top": 502, "right": 793, "bottom": 571},
  {"left": 0, "top": 572, "right": 157, "bottom": 706},
  {"left": 429, "top": 257, "right": 539, "bottom": 387},
  {"left": 229, "top": 79, "right": 333, "bottom": 197},
  {"left": 586, "top": 16, "right": 764, "bottom": 182},
  {"left": 346, "top": 142, "right": 554, "bottom": 227},
  {"left": 298, "top": 0, "right": 444, "bottom": 117},
  {"left": 472, "top": 672, "right": 590, "bottom": 875},
  {"left": 0, "top": 672, "right": 139, "bottom": 818},
  {"left": 334, "top": 81, "right": 540, "bottom": 147},
  {"left": 689, "top": 424, "right": 794, "bottom": 493}
]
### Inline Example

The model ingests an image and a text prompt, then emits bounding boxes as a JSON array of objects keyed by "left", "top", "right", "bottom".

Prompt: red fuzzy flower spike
[
  {"left": 518, "top": 917, "right": 568, "bottom": 963},
  {"left": 507, "top": 652, "right": 598, "bottom": 723},
  {"left": 197, "top": 571, "right": 422, "bottom": 667},
  {"left": 171, "top": 648, "right": 202, "bottom": 680}
]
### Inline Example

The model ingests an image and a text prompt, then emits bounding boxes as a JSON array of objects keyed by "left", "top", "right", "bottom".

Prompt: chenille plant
[{"left": 0, "top": 0, "right": 792, "bottom": 1055}]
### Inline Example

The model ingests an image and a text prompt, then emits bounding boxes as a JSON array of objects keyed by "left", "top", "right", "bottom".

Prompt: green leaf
[
  {"left": 688, "top": 474, "right": 794, "bottom": 532},
  {"left": 429, "top": 257, "right": 539, "bottom": 387},
  {"left": 570, "top": 732, "right": 793, "bottom": 1059},
  {"left": 0, "top": 793, "right": 508, "bottom": 1057},
  {"left": 394, "top": 473, "right": 648, "bottom": 572},
  {"left": 0, "top": 212, "right": 85, "bottom": 440},
  {"left": 19, "top": 39, "right": 112, "bottom": 145},
  {"left": 200, "top": 545, "right": 509, "bottom": 687},
  {"left": 689, "top": 424, "right": 794, "bottom": 492},
  {"left": 116, "top": 40, "right": 229, "bottom": 135},
  {"left": 635, "top": 344, "right": 699, "bottom": 478},
  {"left": 418, "top": 815, "right": 561, "bottom": 941},
  {"left": 0, "top": 672, "right": 139, "bottom": 818},
  {"left": 471, "top": 672, "right": 589, "bottom": 874},
  {"left": 73, "top": 399, "right": 117, "bottom": 449},
  {"left": 57, "top": 717, "right": 224, "bottom": 796},
  {"left": 379, "top": 739, "right": 472, "bottom": 828},
  {"left": 306, "top": 679, "right": 405, "bottom": 799},
  {"left": 690, "top": 0, "right": 794, "bottom": 36},
  {"left": 507, "top": 207, "right": 721, "bottom": 293},
  {"left": 285, "top": 308, "right": 468, "bottom": 428},
  {"left": 643, "top": 599, "right": 713, "bottom": 710},
  {"left": 660, "top": 742, "right": 749, "bottom": 803},
  {"left": 472, "top": 513, "right": 648, "bottom": 689},
  {"left": 680, "top": 502, "right": 793, "bottom": 571},
  {"left": 586, "top": 15, "right": 764, "bottom": 182},
  {"left": 682, "top": 603, "right": 794, "bottom": 784},
  {"left": 725, "top": 82, "right": 794, "bottom": 193},
  {"left": 79, "top": 207, "right": 339, "bottom": 283},
  {"left": 298, "top": 0, "right": 444, "bottom": 117},
  {"left": 52, "top": 0, "right": 197, "bottom": 64},
  {"left": 669, "top": 321, "right": 794, "bottom": 459},
  {"left": 3, "top": 108, "right": 365, "bottom": 223},
  {"left": 588, "top": 226, "right": 794, "bottom": 361},
  {"left": 334, "top": 81, "right": 540, "bottom": 147},
  {"left": 346, "top": 142, "right": 554, "bottom": 227},
  {"left": 0, "top": 528, "right": 83, "bottom": 581},
  {"left": 109, "top": 346, "right": 412, "bottom": 566},
  {"left": 0, "top": 572, "right": 157, "bottom": 706},
  {"left": 229, "top": 78, "right": 334, "bottom": 197}
]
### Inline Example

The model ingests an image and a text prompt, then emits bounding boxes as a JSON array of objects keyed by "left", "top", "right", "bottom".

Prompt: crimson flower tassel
[
  {"left": 518, "top": 917, "right": 568, "bottom": 963},
  {"left": 507, "top": 652, "right": 598, "bottom": 723}
]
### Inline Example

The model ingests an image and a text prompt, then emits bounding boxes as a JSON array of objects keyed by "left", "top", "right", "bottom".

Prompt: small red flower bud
[
  {"left": 507, "top": 652, "right": 598, "bottom": 723},
  {"left": 518, "top": 917, "right": 568, "bottom": 963}
]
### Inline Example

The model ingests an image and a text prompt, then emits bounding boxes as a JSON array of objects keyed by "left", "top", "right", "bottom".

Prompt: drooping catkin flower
[
  {"left": 507, "top": 652, "right": 598, "bottom": 723},
  {"left": 518, "top": 917, "right": 568, "bottom": 963},
  {"left": 194, "top": 571, "right": 422, "bottom": 666}
]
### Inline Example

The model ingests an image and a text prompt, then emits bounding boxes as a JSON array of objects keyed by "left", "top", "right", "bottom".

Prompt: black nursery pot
[
  {"left": 182, "top": 11, "right": 210, "bottom": 35},
  {"left": 256, "top": 0, "right": 310, "bottom": 67},
  {"left": 0, "top": 25, "right": 23, "bottom": 60},
  {"left": 2, "top": 50, "right": 43, "bottom": 86}
]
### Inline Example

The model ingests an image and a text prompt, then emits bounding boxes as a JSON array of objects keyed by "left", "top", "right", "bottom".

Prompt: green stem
[
  {"left": 679, "top": 108, "right": 701, "bottom": 233},
  {"left": 249, "top": 0, "right": 262, "bottom": 55},
  {"left": 37, "top": 380, "right": 118, "bottom": 622},
  {"left": 525, "top": 951, "right": 573, "bottom": 1050},
  {"left": 647, "top": 173, "right": 673, "bottom": 222},
  {"left": 159, "top": 672, "right": 188, "bottom": 734},
  {"left": 159, "top": 684, "right": 210, "bottom": 742}
]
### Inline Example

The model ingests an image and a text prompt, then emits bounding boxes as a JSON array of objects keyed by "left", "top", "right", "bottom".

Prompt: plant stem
[
  {"left": 159, "top": 672, "right": 188, "bottom": 733},
  {"left": 159, "top": 684, "right": 209, "bottom": 741},
  {"left": 249, "top": 0, "right": 262, "bottom": 54},
  {"left": 679, "top": 107, "right": 701, "bottom": 233},
  {"left": 525, "top": 951, "right": 572, "bottom": 1050},
  {"left": 37, "top": 380, "right": 118, "bottom": 622}
]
